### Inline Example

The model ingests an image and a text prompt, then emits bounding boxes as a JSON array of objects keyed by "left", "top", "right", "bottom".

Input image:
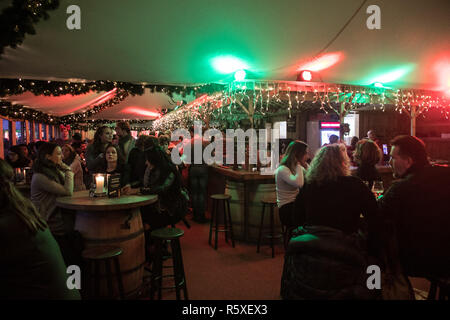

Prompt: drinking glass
[{"left": 372, "top": 180, "right": 384, "bottom": 198}]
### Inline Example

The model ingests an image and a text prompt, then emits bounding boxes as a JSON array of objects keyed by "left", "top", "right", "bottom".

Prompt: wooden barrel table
[{"left": 56, "top": 191, "right": 158, "bottom": 299}]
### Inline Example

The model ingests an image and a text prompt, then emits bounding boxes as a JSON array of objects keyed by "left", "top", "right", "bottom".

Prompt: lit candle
[{"left": 95, "top": 175, "right": 104, "bottom": 194}]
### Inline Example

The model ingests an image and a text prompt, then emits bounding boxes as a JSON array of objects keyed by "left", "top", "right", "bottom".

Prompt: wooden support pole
[
  {"left": 37, "top": 123, "right": 42, "bottom": 140},
  {"left": 411, "top": 105, "right": 416, "bottom": 137},
  {"left": 11, "top": 121, "right": 17, "bottom": 145},
  {"left": 25, "top": 121, "right": 30, "bottom": 144}
]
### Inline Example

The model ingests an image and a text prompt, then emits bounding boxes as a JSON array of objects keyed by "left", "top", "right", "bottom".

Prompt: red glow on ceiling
[
  {"left": 65, "top": 88, "right": 117, "bottom": 114},
  {"left": 122, "top": 107, "right": 160, "bottom": 118},
  {"left": 433, "top": 56, "right": 450, "bottom": 94},
  {"left": 91, "top": 88, "right": 117, "bottom": 106},
  {"left": 297, "top": 52, "right": 344, "bottom": 72}
]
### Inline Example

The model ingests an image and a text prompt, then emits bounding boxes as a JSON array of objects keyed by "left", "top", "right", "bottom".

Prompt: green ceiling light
[
  {"left": 234, "top": 69, "right": 246, "bottom": 81},
  {"left": 366, "top": 64, "right": 415, "bottom": 85},
  {"left": 211, "top": 55, "right": 249, "bottom": 74}
]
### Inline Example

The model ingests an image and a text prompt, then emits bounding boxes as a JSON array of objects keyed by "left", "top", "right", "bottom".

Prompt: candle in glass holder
[{"left": 95, "top": 175, "right": 104, "bottom": 194}]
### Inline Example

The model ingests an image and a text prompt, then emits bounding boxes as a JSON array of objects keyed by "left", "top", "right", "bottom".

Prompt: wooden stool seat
[
  {"left": 82, "top": 246, "right": 123, "bottom": 260},
  {"left": 211, "top": 194, "right": 231, "bottom": 200},
  {"left": 261, "top": 198, "right": 277, "bottom": 205},
  {"left": 151, "top": 228, "right": 184, "bottom": 240},
  {"left": 150, "top": 227, "right": 188, "bottom": 300}
]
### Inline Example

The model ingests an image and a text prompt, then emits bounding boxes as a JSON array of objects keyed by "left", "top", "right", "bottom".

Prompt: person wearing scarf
[{"left": 31, "top": 142, "right": 78, "bottom": 266}]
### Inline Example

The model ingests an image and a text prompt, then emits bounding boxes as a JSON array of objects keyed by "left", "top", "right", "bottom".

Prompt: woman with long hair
[
  {"left": 62, "top": 144, "right": 86, "bottom": 191},
  {"left": 281, "top": 144, "right": 380, "bottom": 299},
  {"left": 0, "top": 158, "right": 80, "bottom": 299},
  {"left": 353, "top": 139, "right": 382, "bottom": 189},
  {"left": 85, "top": 125, "right": 113, "bottom": 175},
  {"left": 294, "top": 142, "right": 379, "bottom": 233},
  {"left": 275, "top": 140, "right": 309, "bottom": 228},
  {"left": 136, "top": 145, "right": 186, "bottom": 230},
  {"left": 31, "top": 142, "right": 79, "bottom": 266},
  {"left": 97, "top": 143, "right": 131, "bottom": 193}
]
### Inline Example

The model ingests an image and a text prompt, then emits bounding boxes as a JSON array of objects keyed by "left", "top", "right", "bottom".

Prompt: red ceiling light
[
  {"left": 297, "top": 52, "right": 344, "bottom": 72},
  {"left": 297, "top": 70, "right": 313, "bottom": 81}
]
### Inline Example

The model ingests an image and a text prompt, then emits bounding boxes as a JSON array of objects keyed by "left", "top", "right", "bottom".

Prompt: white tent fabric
[{"left": 2, "top": 88, "right": 184, "bottom": 119}]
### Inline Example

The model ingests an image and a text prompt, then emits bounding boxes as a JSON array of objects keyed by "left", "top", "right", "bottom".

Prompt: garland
[
  {"left": 69, "top": 119, "right": 154, "bottom": 131},
  {"left": 0, "top": 100, "right": 58, "bottom": 124},
  {"left": 0, "top": 78, "right": 226, "bottom": 99},
  {"left": 0, "top": 78, "right": 228, "bottom": 126},
  {"left": 59, "top": 89, "right": 129, "bottom": 124},
  {"left": 0, "top": 78, "right": 144, "bottom": 97},
  {"left": 0, "top": 0, "right": 60, "bottom": 56}
]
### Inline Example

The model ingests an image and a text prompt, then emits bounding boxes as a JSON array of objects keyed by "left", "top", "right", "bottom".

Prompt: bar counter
[
  {"left": 208, "top": 164, "right": 396, "bottom": 243},
  {"left": 208, "top": 166, "right": 278, "bottom": 243}
]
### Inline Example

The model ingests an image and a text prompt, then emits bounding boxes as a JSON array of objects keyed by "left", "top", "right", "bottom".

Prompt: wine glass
[{"left": 372, "top": 180, "right": 384, "bottom": 198}]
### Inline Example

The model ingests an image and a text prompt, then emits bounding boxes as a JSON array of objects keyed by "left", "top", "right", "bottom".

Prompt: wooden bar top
[
  {"left": 56, "top": 191, "right": 158, "bottom": 211},
  {"left": 350, "top": 164, "right": 393, "bottom": 174},
  {"left": 211, "top": 165, "right": 275, "bottom": 183}
]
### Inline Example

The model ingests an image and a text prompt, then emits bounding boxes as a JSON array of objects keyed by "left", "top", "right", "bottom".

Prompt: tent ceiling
[
  {"left": 0, "top": 0, "right": 449, "bottom": 119},
  {"left": 2, "top": 88, "right": 186, "bottom": 119}
]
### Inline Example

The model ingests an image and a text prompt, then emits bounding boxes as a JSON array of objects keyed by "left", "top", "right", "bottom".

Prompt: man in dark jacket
[{"left": 378, "top": 135, "right": 450, "bottom": 278}]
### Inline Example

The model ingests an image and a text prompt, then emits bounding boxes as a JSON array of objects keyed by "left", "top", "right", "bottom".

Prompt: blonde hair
[
  {"left": 306, "top": 144, "right": 350, "bottom": 186},
  {"left": 0, "top": 159, "right": 47, "bottom": 233}
]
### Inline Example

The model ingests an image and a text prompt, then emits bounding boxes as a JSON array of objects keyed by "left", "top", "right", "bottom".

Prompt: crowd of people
[
  {"left": 1, "top": 121, "right": 449, "bottom": 300},
  {"left": 277, "top": 134, "right": 450, "bottom": 299},
  {"left": 0, "top": 121, "right": 199, "bottom": 299}
]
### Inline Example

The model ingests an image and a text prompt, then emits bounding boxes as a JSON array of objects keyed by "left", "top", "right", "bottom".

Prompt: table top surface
[
  {"left": 56, "top": 190, "right": 158, "bottom": 211},
  {"left": 211, "top": 165, "right": 275, "bottom": 181}
]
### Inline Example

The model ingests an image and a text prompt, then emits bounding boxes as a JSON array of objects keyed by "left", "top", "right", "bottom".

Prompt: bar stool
[
  {"left": 82, "top": 246, "right": 125, "bottom": 300},
  {"left": 209, "top": 194, "right": 235, "bottom": 250},
  {"left": 150, "top": 227, "right": 188, "bottom": 300},
  {"left": 257, "top": 198, "right": 283, "bottom": 258}
]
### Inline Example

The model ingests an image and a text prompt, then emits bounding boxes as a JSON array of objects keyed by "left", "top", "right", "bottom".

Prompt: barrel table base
[
  {"left": 75, "top": 208, "right": 145, "bottom": 299},
  {"left": 225, "top": 181, "right": 281, "bottom": 242}
]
